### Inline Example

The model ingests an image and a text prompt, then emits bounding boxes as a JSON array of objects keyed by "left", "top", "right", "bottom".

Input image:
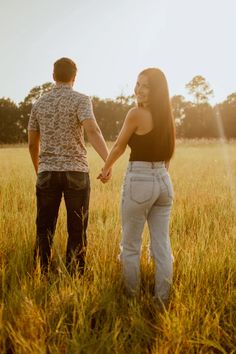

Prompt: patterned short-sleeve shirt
[{"left": 28, "top": 84, "right": 95, "bottom": 173}]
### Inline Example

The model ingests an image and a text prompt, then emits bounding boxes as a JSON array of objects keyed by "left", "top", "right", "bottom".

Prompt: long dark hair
[{"left": 139, "top": 68, "right": 175, "bottom": 161}]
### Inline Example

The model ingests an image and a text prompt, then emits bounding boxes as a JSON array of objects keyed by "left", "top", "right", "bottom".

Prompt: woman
[{"left": 99, "top": 68, "right": 175, "bottom": 306}]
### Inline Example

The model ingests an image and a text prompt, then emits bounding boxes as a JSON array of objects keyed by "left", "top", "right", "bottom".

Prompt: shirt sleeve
[
  {"left": 77, "top": 95, "right": 95, "bottom": 123},
  {"left": 28, "top": 104, "right": 40, "bottom": 131}
]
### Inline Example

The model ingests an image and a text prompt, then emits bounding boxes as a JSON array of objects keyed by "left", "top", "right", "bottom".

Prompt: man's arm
[
  {"left": 82, "top": 119, "right": 109, "bottom": 162},
  {"left": 28, "top": 130, "right": 40, "bottom": 174}
]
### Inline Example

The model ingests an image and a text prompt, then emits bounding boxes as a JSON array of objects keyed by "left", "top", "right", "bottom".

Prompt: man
[{"left": 28, "top": 57, "right": 110, "bottom": 274}]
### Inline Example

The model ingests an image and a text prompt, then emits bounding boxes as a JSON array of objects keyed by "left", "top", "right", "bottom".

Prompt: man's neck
[{"left": 55, "top": 81, "right": 73, "bottom": 88}]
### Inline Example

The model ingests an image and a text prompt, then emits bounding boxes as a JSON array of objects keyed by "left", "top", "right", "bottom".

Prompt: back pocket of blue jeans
[
  {"left": 130, "top": 176, "right": 154, "bottom": 204},
  {"left": 66, "top": 172, "right": 88, "bottom": 190}
]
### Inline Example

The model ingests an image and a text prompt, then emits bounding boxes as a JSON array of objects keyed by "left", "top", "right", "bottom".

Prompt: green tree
[
  {"left": 179, "top": 103, "right": 217, "bottom": 138},
  {"left": 22, "top": 82, "right": 54, "bottom": 106},
  {"left": 186, "top": 75, "right": 214, "bottom": 104},
  {"left": 218, "top": 93, "right": 236, "bottom": 138},
  {"left": 181, "top": 76, "right": 217, "bottom": 138},
  {"left": 0, "top": 98, "right": 21, "bottom": 143},
  {"left": 92, "top": 96, "right": 133, "bottom": 140},
  {"left": 171, "top": 95, "right": 190, "bottom": 138}
]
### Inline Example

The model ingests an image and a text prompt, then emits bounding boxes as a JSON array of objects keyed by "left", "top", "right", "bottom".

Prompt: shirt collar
[{"left": 54, "top": 83, "right": 73, "bottom": 90}]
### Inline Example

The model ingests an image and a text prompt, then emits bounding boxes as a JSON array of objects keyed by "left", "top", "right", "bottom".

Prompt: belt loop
[
  {"left": 130, "top": 161, "right": 133, "bottom": 171},
  {"left": 152, "top": 162, "right": 154, "bottom": 169}
]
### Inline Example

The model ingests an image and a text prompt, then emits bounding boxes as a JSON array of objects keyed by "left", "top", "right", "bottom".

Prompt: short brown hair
[{"left": 53, "top": 57, "right": 77, "bottom": 83}]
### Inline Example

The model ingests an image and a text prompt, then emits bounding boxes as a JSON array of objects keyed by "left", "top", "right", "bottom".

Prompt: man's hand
[{"left": 97, "top": 168, "right": 112, "bottom": 183}]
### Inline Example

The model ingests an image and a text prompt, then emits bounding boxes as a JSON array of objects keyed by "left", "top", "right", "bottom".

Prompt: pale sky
[{"left": 1, "top": 0, "right": 235, "bottom": 104}]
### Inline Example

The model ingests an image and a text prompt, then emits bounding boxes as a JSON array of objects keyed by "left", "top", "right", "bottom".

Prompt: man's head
[{"left": 53, "top": 57, "right": 77, "bottom": 84}]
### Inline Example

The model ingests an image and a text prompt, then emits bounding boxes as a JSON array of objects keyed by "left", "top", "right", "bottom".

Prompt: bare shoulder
[
  {"left": 128, "top": 107, "right": 151, "bottom": 117},
  {"left": 126, "top": 107, "right": 149, "bottom": 120},
  {"left": 123, "top": 108, "right": 139, "bottom": 129},
  {"left": 129, "top": 107, "right": 153, "bottom": 134}
]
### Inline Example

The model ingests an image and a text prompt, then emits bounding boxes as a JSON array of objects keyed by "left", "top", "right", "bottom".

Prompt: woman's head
[
  {"left": 134, "top": 73, "right": 150, "bottom": 107},
  {"left": 135, "top": 68, "right": 169, "bottom": 108},
  {"left": 135, "top": 68, "right": 175, "bottom": 161}
]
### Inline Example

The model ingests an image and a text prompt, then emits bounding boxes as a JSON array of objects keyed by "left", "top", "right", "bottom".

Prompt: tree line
[{"left": 0, "top": 76, "right": 236, "bottom": 144}]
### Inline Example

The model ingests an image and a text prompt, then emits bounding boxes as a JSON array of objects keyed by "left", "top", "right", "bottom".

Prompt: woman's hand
[{"left": 97, "top": 168, "right": 112, "bottom": 183}]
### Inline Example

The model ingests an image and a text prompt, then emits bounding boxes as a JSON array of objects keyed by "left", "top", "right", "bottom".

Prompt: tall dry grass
[{"left": 0, "top": 141, "right": 235, "bottom": 353}]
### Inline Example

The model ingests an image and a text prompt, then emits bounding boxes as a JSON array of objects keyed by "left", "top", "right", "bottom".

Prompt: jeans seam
[{"left": 161, "top": 175, "right": 174, "bottom": 200}]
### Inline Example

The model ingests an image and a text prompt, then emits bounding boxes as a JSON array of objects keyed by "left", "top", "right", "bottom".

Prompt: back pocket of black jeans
[
  {"left": 66, "top": 172, "right": 87, "bottom": 190},
  {"left": 36, "top": 172, "right": 51, "bottom": 189},
  {"left": 130, "top": 176, "right": 154, "bottom": 204}
]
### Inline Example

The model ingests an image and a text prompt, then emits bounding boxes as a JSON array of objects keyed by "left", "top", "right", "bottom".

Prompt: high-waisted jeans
[{"left": 120, "top": 161, "right": 174, "bottom": 301}]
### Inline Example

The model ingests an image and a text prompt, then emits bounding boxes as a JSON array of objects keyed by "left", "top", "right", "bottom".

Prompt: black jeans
[{"left": 35, "top": 171, "right": 90, "bottom": 273}]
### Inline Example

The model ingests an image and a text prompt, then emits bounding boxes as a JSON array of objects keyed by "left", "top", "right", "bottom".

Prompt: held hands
[{"left": 97, "top": 167, "right": 112, "bottom": 184}]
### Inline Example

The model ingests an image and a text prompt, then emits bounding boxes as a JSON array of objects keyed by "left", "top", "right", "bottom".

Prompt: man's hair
[{"left": 53, "top": 57, "right": 77, "bottom": 83}]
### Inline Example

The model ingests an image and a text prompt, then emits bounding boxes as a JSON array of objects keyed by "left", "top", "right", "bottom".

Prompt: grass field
[{"left": 0, "top": 140, "right": 236, "bottom": 353}]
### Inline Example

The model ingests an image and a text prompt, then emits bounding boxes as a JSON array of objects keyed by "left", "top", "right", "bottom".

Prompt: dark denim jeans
[{"left": 35, "top": 171, "right": 90, "bottom": 273}]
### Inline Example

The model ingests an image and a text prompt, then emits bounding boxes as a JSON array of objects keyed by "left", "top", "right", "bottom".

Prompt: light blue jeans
[{"left": 120, "top": 161, "right": 174, "bottom": 301}]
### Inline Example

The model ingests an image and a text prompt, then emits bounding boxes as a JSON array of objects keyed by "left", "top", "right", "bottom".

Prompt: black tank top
[{"left": 128, "top": 130, "right": 161, "bottom": 161}]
